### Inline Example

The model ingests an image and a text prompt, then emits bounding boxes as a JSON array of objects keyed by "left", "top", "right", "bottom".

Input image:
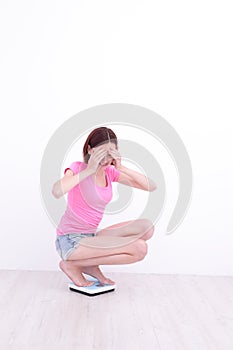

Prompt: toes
[
  {"left": 74, "top": 280, "right": 94, "bottom": 287},
  {"left": 82, "top": 280, "right": 95, "bottom": 287},
  {"left": 106, "top": 279, "right": 115, "bottom": 285},
  {"left": 98, "top": 278, "right": 115, "bottom": 285}
]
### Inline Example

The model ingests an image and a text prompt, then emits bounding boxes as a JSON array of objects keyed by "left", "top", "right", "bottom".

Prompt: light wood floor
[{"left": 0, "top": 270, "right": 233, "bottom": 350}]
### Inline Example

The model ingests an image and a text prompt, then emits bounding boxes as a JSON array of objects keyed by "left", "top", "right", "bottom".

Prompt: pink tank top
[{"left": 56, "top": 161, "right": 120, "bottom": 235}]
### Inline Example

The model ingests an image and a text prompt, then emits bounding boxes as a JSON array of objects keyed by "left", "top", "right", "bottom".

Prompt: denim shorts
[{"left": 55, "top": 232, "right": 96, "bottom": 260}]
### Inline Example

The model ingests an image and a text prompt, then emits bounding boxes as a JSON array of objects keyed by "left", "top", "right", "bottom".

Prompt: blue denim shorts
[{"left": 55, "top": 232, "right": 96, "bottom": 260}]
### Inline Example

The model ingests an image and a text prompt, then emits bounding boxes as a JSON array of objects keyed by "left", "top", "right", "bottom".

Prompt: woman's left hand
[{"left": 109, "top": 148, "right": 122, "bottom": 170}]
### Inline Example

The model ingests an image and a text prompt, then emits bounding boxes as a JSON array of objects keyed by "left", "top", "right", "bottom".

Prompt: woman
[{"left": 52, "top": 126, "right": 157, "bottom": 287}]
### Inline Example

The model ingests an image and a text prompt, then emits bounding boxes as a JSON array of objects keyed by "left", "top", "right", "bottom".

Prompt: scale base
[{"left": 68, "top": 276, "right": 116, "bottom": 296}]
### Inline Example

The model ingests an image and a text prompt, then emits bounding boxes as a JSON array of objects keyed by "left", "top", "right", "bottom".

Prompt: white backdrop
[{"left": 0, "top": 0, "right": 232, "bottom": 276}]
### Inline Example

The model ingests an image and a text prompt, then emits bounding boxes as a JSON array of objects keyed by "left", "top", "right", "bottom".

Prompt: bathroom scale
[{"left": 68, "top": 275, "right": 116, "bottom": 296}]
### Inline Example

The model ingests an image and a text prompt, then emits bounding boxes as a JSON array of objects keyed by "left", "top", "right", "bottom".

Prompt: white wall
[{"left": 0, "top": 0, "right": 232, "bottom": 276}]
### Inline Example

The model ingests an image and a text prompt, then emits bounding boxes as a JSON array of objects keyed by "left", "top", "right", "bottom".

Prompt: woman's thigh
[
  {"left": 96, "top": 218, "right": 153, "bottom": 237},
  {"left": 67, "top": 235, "right": 145, "bottom": 261}
]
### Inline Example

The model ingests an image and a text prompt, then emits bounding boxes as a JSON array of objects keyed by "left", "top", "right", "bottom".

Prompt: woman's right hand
[{"left": 86, "top": 147, "right": 107, "bottom": 174}]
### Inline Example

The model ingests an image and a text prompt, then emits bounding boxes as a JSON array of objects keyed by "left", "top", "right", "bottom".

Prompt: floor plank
[{"left": 0, "top": 271, "right": 233, "bottom": 350}]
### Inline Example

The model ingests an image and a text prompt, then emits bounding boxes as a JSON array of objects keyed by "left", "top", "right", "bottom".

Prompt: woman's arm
[
  {"left": 109, "top": 147, "right": 157, "bottom": 192},
  {"left": 52, "top": 147, "right": 109, "bottom": 199},
  {"left": 52, "top": 168, "right": 92, "bottom": 199},
  {"left": 117, "top": 165, "right": 157, "bottom": 192}
]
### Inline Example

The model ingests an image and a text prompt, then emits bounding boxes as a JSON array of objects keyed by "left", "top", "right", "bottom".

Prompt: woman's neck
[{"left": 97, "top": 168, "right": 105, "bottom": 177}]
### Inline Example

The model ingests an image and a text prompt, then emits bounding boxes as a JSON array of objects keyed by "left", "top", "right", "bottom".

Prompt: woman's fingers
[
  {"left": 92, "top": 148, "right": 108, "bottom": 163},
  {"left": 91, "top": 146, "right": 120, "bottom": 165},
  {"left": 88, "top": 148, "right": 107, "bottom": 170},
  {"left": 109, "top": 149, "right": 121, "bottom": 160},
  {"left": 92, "top": 147, "right": 106, "bottom": 157},
  {"left": 108, "top": 149, "right": 121, "bottom": 169}
]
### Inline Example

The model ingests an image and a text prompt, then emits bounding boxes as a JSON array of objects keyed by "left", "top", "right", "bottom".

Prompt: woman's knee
[
  {"left": 133, "top": 239, "right": 148, "bottom": 261},
  {"left": 139, "top": 219, "right": 155, "bottom": 236}
]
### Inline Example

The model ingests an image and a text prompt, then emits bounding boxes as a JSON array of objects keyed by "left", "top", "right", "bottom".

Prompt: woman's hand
[
  {"left": 87, "top": 147, "right": 108, "bottom": 174},
  {"left": 109, "top": 148, "right": 122, "bottom": 170}
]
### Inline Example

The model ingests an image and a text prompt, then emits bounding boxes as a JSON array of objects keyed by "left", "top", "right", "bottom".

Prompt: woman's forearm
[
  {"left": 52, "top": 168, "right": 92, "bottom": 199},
  {"left": 119, "top": 165, "right": 157, "bottom": 191}
]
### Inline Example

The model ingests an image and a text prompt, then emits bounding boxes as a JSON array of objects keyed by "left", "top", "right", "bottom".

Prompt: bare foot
[
  {"left": 59, "top": 261, "right": 94, "bottom": 287},
  {"left": 81, "top": 266, "right": 115, "bottom": 285}
]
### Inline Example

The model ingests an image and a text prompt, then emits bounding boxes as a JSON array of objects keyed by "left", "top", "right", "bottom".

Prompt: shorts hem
[
  {"left": 62, "top": 244, "right": 79, "bottom": 260},
  {"left": 55, "top": 233, "right": 95, "bottom": 261}
]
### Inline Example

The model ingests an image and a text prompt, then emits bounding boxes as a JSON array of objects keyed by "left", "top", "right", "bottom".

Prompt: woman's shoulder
[
  {"left": 71, "top": 160, "right": 84, "bottom": 166},
  {"left": 65, "top": 160, "right": 86, "bottom": 175}
]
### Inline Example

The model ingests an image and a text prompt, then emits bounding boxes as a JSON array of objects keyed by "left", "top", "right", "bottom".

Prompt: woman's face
[{"left": 90, "top": 142, "right": 117, "bottom": 167}]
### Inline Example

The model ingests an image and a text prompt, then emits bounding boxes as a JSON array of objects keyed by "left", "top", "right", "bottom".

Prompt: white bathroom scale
[{"left": 68, "top": 276, "right": 116, "bottom": 296}]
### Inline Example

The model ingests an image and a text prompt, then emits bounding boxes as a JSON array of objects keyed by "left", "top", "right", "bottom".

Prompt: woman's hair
[{"left": 83, "top": 127, "right": 118, "bottom": 163}]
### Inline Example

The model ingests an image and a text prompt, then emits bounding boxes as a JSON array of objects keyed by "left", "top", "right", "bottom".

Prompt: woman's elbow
[
  {"left": 52, "top": 184, "right": 61, "bottom": 199},
  {"left": 149, "top": 182, "right": 157, "bottom": 192}
]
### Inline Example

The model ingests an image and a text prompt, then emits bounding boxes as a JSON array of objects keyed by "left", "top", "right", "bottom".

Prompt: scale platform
[{"left": 68, "top": 275, "right": 116, "bottom": 296}]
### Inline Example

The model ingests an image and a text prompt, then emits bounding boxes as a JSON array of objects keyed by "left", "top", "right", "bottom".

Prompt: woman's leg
[
  {"left": 80, "top": 219, "right": 154, "bottom": 283},
  {"left": 96, "top": 218, "right": 155, "bottom": 241},
  {"left": 60, "top": 237, "right": 147, "bottom": 286}
]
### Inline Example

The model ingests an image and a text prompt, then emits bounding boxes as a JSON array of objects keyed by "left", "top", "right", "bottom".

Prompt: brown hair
[{"left": 83, "top": 127, "right": 118, "bottom": 163}]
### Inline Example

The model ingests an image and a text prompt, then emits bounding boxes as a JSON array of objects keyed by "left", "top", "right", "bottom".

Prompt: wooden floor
[{"left": 0, "top": 270, "right": 233, "bottom": 350}]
